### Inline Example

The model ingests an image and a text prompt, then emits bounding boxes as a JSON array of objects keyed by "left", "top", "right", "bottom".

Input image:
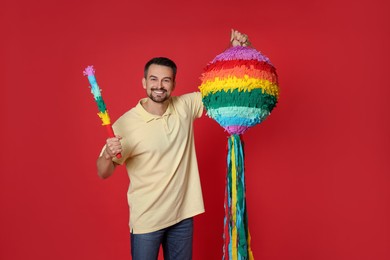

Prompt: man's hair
[{"left": 144, "top": 57, "right": 177, "bottom": 80}]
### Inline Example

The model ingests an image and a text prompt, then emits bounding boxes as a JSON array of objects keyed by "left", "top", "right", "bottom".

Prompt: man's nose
[{"left": 156, "top": 80, "right": 164, "bottom": 89}]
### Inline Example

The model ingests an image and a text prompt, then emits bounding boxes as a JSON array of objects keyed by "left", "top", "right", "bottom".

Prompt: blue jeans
[{"left": 130, "top": 218, "right": 193, "bottom": 260}]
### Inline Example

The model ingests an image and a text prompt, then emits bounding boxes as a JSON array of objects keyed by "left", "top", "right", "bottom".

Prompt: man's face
[{"left": 142, "top": 64, "right": 175, "bottom": 104}]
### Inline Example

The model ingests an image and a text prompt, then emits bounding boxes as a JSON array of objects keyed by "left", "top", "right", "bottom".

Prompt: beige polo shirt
[{"left": 107, "top": 92, "right": 204, "bottom": 234}]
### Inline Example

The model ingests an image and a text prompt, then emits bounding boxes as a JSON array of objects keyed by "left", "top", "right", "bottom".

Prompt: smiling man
[
  {"left": 142, "top": 60, "right": 176, "bottom": 113},
  {"left": 96, "top": 30, "right": 250, "bottom": 260}
]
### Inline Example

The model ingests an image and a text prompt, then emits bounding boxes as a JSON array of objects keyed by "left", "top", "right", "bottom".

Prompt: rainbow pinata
[
  {"left": 199, "top": 46, "right": 279, "bottom": 134},
  {"left": 199, "top": 45, "right": 279, "bottom": 260}
]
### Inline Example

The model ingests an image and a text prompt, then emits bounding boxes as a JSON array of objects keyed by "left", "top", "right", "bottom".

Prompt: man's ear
[{"left": 142, "top": 78, "right": 146, "bottom": 89}]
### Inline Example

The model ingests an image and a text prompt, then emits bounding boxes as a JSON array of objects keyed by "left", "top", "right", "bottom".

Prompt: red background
[{"left": 1, "top": 0, "right": 389, "bottom": 259}]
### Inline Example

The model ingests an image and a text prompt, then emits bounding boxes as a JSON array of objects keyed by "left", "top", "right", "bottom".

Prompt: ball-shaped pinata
[{"left": 199, "top": 46, "right": 279, "bottom": 135}]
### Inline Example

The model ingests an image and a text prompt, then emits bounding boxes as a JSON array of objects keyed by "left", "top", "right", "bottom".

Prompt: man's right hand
[{"left": 104, "top": 136, "right": 122, "bottom": 159}]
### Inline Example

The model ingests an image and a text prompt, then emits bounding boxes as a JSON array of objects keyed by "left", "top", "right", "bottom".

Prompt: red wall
[{"left": 1, "top": 0, "right": 389, "bottom": 259}]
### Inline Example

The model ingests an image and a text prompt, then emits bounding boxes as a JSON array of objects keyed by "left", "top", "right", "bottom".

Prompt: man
[{"left": 96, "top": 29, "right": 249, "bottom": 259}]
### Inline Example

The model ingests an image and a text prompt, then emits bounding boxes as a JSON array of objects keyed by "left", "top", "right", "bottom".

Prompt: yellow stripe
[
  {"left": 248, "top": 230, "right": 254, "bottom": 259},
  {"left": 98, "top": 111, "right": 111, "bottom": 125},
  {"left": 199, "top": 75, "right": 279, "bottom": 99},
  {"left": 231, "top": 136, "right": 238, "bottom": 259}
]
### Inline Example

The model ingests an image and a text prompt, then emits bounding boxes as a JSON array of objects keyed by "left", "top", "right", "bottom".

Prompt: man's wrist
[{"left": 103, "top": 149, "right": 112, "bottom": 160}]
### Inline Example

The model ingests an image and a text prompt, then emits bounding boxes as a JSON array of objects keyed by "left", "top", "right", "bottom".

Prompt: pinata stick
[{"left": 83, "top": 65, "right": 121, "bottom": 159}]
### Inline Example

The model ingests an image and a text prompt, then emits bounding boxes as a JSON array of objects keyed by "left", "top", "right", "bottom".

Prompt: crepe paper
[
  {"left": 199, "top": 46, "right": 279, "bottom": 135},
  {"left": 83, "top": 65, "right": 121, "bottom": 159},
  {"left": 224, "top": 135, "right": 254, "bottom": 260},
  {"left": 211, "top": 46, "right": 272, "bottom": 64},
  {"left": 199, "top": 45, "right": 279, "bottom": 259}
]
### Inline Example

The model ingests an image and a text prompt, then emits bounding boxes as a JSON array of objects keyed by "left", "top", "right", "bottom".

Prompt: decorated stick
[{"left": 83, "top": 65, "right": 121, "bottom": 159}]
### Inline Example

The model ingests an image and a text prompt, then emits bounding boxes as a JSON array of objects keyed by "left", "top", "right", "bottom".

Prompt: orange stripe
[{"left": 201, "top": 66, "right": 278, "bottom": 84}]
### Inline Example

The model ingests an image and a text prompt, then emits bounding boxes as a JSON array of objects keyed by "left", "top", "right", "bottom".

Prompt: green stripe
[
  {"left": 202, "top": 89, "right": 277, "bottom": 112},
  {"left": 95, "top": 96, "right": 107, "bottom": 112}
]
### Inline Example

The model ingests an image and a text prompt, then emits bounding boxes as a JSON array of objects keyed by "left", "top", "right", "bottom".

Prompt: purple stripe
[
  {"left": 212, "top": 46, "right": 272, "bottom": 65},
  {"left": 225, "top": 125, "right": 249, "bottom": 135}
]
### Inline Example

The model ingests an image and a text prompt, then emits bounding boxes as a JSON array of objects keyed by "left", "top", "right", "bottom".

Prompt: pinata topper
[
  {"left": 199, "top": 43, "right": 279, "bottom": 259},
  {"left": 83, "top": 65, "right": 121, "bottom": 158}
]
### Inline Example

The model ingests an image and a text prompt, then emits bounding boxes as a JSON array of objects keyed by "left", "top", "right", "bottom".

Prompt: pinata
[{"left": 199, "top": 44, "right": 279, "bottom": 259}]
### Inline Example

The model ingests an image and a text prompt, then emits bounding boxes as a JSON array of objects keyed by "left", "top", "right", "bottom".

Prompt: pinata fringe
[
  {"left": 224, "top": 134, "right": 254, "bottom": 260},
  {"left": 202, "top": 89, "right": 277, "bottom": 112},
  {"left": 212, "top": 46, "right": 272, "bottom": 65},
  {"left": 203, "top": 60, "right": 275, "bottom": 73},
  {"left": 97, "top": 111, "right": 111, "bottom": 125},
  {"left": 199, "top": 77, "right": 279, "bottom": 99},
  {"left": 201, "top": 60, "right": 278, "bottom": 85}
]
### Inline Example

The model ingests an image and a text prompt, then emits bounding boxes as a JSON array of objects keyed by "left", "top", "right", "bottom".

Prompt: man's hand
[
  {"left": 230, "top": 29, "right": 251, "bottom": 47},
  {"left": 103, "top": 136, "right": 122, "bottom": 160}
]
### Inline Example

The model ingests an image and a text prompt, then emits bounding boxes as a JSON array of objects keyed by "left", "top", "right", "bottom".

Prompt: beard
[{"left": 148, "top": 89, "right": 170, "bottom": 103}]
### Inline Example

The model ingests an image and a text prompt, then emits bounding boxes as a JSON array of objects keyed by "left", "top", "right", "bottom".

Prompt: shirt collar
[{"left": 136, "top": 98, "right": 174, "bottom": 123}]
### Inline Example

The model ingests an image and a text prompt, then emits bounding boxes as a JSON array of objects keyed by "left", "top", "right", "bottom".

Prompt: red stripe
[{"left": 204, "top": 59, "right": 276, "bottom": 74}]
